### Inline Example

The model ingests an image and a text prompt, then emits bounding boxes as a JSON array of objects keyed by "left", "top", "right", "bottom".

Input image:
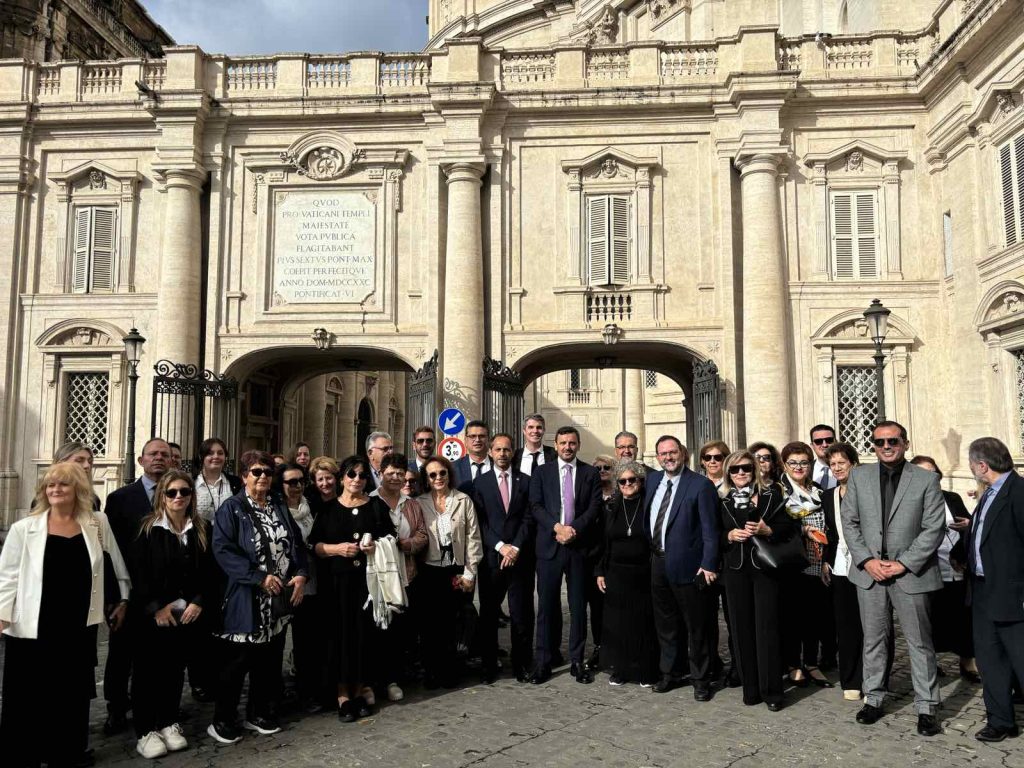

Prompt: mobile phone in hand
[{"left": 694, "top": 571, "right": 708, "bottom": 591}]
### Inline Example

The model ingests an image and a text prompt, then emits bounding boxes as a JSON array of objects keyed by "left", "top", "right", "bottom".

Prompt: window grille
[
  {"left": 836, "top": 366, "right": 878, "bottom": 454},
  {"left": 585, "top": 194, "right": 630, "bottom": 286},
  {"left": 569, "top": 369, "right": 582, "bottom": 391},
  {"left": 72, "top": 206, "right": 117, "bottom": 293},
  {"left": 64, "top": 372, "right": 109, "bottom": 456},
  {"left": 998, "top": 133, "right": 1024, "bottom": 247},
  {"left": 830, "top": 190, "right": 879, "bottom": 279},
  {"left": 323, "top": 404, "right": 335, "bottom": 455},
  {"left": 644, "top": 370, "right": 658, "bottom": 389},
  {"left": 1014, "top": 349, "right": 1024, "bottom": 453}
]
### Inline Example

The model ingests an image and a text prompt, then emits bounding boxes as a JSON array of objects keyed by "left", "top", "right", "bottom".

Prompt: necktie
[
  {"left": 498, "top": 471, "right": 510, "bottom": 513},
  {"left": 531, "top": 452, "right": 540, "bottom": 473},
  {"left": 653, "top": 479, "right": 673, "bottom": 548},
  {"left": 562, "top": 465, "right": 575, "bottom": 525},
  {"left": 820, "top": 466, "right": 832, "bottom": 487},
  {"left": 473, "top": 461, "right": 484, "bottom": 479},
  {"left": 970, "top": 487, "right": 993, "bottom": 574},
  {"left": 881, "top": 468, "right": 896, "bottom": 558}
]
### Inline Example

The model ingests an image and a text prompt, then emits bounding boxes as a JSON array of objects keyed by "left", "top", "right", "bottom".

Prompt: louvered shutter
[
  {"left": 1014, "top": 136, "right": 1024, "bottom": 246},
  {"left": 831, "top": 193, "right": 854, "bottom": 278},
  {"left": 72, "top": 207, "right": 91, "bottom": 292},
  {"left": 587, "top": 196, "right": 609, "bottom": 285},
  {"left": 1000, "top": 143, "right": 1017, "bottom": 246},
  {"left": 90, "top": 208, "right": 116, "bottom": 291},
  {"left": 609, "top": 195, "right": 630, "bottom": 285},
  {"left": 855, "top": 192, "right": 878, "bottom": 278}
]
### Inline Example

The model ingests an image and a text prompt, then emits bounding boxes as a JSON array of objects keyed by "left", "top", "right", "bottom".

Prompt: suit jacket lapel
[
  {"left": 666, "top": 469, "right": 694, "bottom": 530},
  {"left": 980, "top": 482, "right": 1011, "bottom": 546},
  {"left": 888, "top": 466, "right": 912, "bottom": 522}
]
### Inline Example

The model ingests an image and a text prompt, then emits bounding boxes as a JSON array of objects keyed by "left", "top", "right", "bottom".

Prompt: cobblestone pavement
[{"left": 2, "top": 611, "right": 1022, "bottom": 768}]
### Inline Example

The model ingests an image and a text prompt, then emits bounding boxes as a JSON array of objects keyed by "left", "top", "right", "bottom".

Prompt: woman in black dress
[
  {"left": 309, "top": 455, "right": 395, "bottom": 722},
  {"left": 0, "top": 462, "right": 129, "bottom": 768},
  {"left": 595, "top": 460, "right": 658, "bottom": 687}
]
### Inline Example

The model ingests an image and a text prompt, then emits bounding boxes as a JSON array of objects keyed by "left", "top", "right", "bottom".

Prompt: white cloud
[{"left": 145, "top": 0, "right": 428, "bottom": 55}]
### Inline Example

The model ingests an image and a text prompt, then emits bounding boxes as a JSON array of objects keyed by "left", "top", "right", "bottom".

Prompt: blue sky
[{"left": 145, "top": 0, "right": 429, "bottom": 55}]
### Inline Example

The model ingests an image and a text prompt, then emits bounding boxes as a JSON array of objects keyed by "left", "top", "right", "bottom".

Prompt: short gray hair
[
  {"left": 613, "top": 459, "right": 647, "bottom": 482},
  {"left": 523, "top": 413, "right": 545, "bottom": 427},
  {"left": 365, "top": 431, "right": 393, "bottom": 453},
  {"left": 614, "top": 431, "right": 638, "bottom": 445},
  {"left": 968, "top": 437, "right": 1014, "bottom": 473}
]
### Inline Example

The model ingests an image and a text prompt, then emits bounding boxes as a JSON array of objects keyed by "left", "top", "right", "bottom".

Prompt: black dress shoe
[
  {"left": 725, "top": 669, "right": 742, "bottom": 688},
  {"left": 959, "top": 665, "right": 982, "bottom": 684},
  {"left": 975, "top": 724, "right": 1019, "bottom": 742},
  {"left": 856, "top": 704, "right": 884, "bottom": 725},
  {"left": 571, "top": 663, "right": 594, "bottom": 684},
  {"left": 917, "top": 714, "right": 942, "bottom": 737},
  {"left": 354, "top": 696, "right": 373, "bottom": 718},
  {"left": 693, "top": 684, "right": 712, "bottom": 702},
  {"left": 337, "top": 700, "right": 356, "bottom": 723},
  {"left": 514, "top": 668, "right": 530, "bottom": 683},
  {"left": 586, "top": 647, "right": 601, "bottom": 671},
  {"left": 766, "top": 701, "right": 783, "bottom": 712},
  {"left": 653, "top": 676, "right": 676, "bottom": 694},
  {"left": 806, "top": 668, "right": 834, "bottom": 689},
  {"left": 530, "top": 667, "right": 552, "bottom": 685},
  {"left": 102, "top": 712, "right": 128, "bottom": 735}
]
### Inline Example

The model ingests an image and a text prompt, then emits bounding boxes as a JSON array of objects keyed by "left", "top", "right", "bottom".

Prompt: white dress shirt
[
  {"left": 814, "top": 458, "right": 838, "bottom": 490},
  {"left": 468, "top": 456, "right": 493, "bottom": 481},
  {"left": 519, "top": 447, "right": 547, "bottom": 476},
  {"left": 648, "top": 471, "right": 681, "bottom": 549}
]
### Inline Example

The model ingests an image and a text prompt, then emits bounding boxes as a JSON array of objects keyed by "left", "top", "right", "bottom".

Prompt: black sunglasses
[
  {"left": 428, "top": 470, "right": 448, "bottom": 479},
  {"left": 414, "top": 438, "right": 434, "bottom": 444},
  {"left": 164, "top": 487, "right": 193, "bottom": 499},
  {"left": 872, "top": 437, "right": 902, "bottom": 447},
  {"left": 728, "top": 465, "right": 754, "bottom": 475},
  {"left": 702, "top": 454, "right": 724, "bottom": 462},
  {"left": 283, "top": 478, "right": 304, "bottom": 488},
  {"left": 248, "top": 467, "right": 272, "bottom": 478},
  {"left": 812, "top": 437, "right": 835, "bottom": 446},
  {"left": 595, "top": 464, "right": 613, "bottom": 471},
  {"left": 346, "top": 470, "right": 369, "bottom": 480},
  {"left": 618, "top": 477, "right": 638, "bottom": 486}
]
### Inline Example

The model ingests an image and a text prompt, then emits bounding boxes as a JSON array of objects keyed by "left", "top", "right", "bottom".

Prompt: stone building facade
[{"left": 1, "top": 0, "right": 1023, "bottom": 523}]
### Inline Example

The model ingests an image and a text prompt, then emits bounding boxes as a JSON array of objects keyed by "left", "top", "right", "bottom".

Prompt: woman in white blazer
[
  {"left": 416, "top": 455, "right": 483, "bottom": 688},
  {"left": 0, "top": 462, "right": 130, "bottom": 768}
]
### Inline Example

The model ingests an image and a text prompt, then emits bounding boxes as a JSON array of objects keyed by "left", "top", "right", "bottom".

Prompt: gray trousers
[{"left": 857, "top": 583, "right": 940, "bottom": 715}]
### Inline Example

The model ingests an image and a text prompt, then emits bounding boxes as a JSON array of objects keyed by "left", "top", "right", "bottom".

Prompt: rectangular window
[
  {"left": 836, "top": 365, "right": 879, "bottom": 455},
  {"left": 72, "top": 206, "right": 117, "bottom": 293},
  {"left": 585, "top": 194, "right": 630, "bottom": 286},
  {"left": 645, "top": 370, "right": 658, "bottom": 388},
  {"left": 998, "top": 134, "right": 1024, "bottom": 247},
  {"left": 63, "top": 372, "right": 109, "bottom": 456},
  {"left": 567, "top": 368, "right": 590, "bottom": 404},
  {"left": 942, "top": 211, "right": 953, "bottom": 278},
  {"left": 830, "top": 190, "right": 879, "bottom": 279}
]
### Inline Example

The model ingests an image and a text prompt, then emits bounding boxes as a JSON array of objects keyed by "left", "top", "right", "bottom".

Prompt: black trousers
[
  {"left": 782, "top": 572, "right": 831, "bottom": 669},
  {"left": 213, "top": 632, "right": 286, "bottom": 725},
  {"left": 479, "top": 555, "right": 535, "bottom": 674},
  {"left": 650, "top": 555, "right": 715, "bottom": 683},
  {"left": 585, "top": 554, "right": 604, "bottom": 648},
  {"left": 535, "top": 546, "right": 589, "bottom": 668},
  {"left": 832, "top": 574, "right": 864, "bottom": 691},
  {"left": 420, "top": 564, "right": 465, "bottom": 683},
  {"left": 290, "top": 594, "right": 326, "bottom": 702},
  {"left": 973, "top": 578, "right": 1024, "bottom": 730},
  {"left": 723, "top": 564, "right": 784, "bottom": 704},
  {"left": 103, "top": 616, "right": 134, "bottom": 715},
  {"left": 185, "top": 621, "right": 215, "bottom": 693},
  {"left": 132, "top": 622, "right": 191, "bottom": 737}
]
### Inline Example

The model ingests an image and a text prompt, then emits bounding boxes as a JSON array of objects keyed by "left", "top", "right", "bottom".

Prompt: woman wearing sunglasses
[
  {"left": 749, "top": 442, "right": 785, "bottom": 485},
  {"left": 309, "top": 455, "right": 395, "bottom": 722},
  {"left": 416, "top": 454, "right": 483, "bottom": 688},
  {"left": 208, "top": 450, "right": 308, "bottom": 745},
  {"left": 699, "top": 440, "right": 730, "bottom": 489},
  {"left": 780, "top": 441, "right": 833, "bottom": 689},
  {"left": 719, "top": 451, "right": 797, "bottom": 710},
  {"left": 594, "top": 461, "right": 658, "bottom": 686},
  {"left": 129, "top": 470, "right": 215, "bottom": 758}
]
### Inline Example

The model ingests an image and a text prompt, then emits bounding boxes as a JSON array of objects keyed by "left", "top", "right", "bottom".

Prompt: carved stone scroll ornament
[
  {"left": 570, "top": 3, "right": 619, "bottom": 46},
  {"left": 279, "top": 146, "right": 366, "bottom": 181}
]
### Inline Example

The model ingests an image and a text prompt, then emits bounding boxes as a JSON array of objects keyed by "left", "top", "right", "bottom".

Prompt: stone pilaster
[
  {"left": 441, "top": 161, "right": 486, "bottom": 417},
  {"left": 623, "top": 368, "right": 645, "bottom": 447},
  {"left": 736, "top": 152, "right": 793, "bottom": 446}
]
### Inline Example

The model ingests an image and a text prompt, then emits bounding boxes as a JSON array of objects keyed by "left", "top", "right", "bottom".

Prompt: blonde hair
[
  {"left": 139, "top": 469, "right": 209, "bottom": 551},
  {"left": 309, "top": 455, "right": 340, "bottom": 476},
  {"left": 719, "top": 450, "right": 764, "bottom": 498},
  {"left": 31, "top": 462, "right": 95, "bottom": 520}
]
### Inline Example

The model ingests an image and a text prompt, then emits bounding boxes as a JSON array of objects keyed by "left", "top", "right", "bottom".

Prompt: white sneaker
[
  {"left": 159, "top": 723, "right": 188, "bottom": 751},
  {"left": 843, "top": 689, "right": 862, "bottom": 701},
  {"left": 136, "top": 732, "right": 168, "bottom": 759},
  {"left": 387, "top": 683, "right": 404, "bottom": 702}
]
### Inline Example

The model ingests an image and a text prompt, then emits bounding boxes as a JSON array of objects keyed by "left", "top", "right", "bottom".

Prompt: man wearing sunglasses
[
  {"left": 810, "top": 425, "right": 839, "bottom": 490},
  {"left": 409, "top": 426, "right": 436, "bottom": 472},
  {"left": 841, "top": 420, "right": 945, "bottom": 737}
]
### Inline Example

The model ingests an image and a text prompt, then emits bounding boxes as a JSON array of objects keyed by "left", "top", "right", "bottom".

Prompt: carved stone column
[
  {"left": 155, "top": 168, "right": 206, "bottom": 365},
  {"left": 441, "top": 161, "right": 486, "bottom": 417},
  {"left": 737, "top": 153, "right": 793, "bottom": 445},
  {"left": 623, "top": 368, "right": 645, "bottom": 448}
]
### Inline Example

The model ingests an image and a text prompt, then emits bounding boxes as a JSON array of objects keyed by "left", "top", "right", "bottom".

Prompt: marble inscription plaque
[{"left": 273, "top": 189, "right": 376, "bottom": 304}]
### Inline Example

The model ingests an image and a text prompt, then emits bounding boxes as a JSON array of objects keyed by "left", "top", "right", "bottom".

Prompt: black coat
[
  {"left": 964, "top": 471, "right": 1024, "bottom": 621},
  {"left": 471, "top": 468, "right": 533, "bottom": 568},
  {"left": 718, "top": 483, "right": 797, "bottom": 571},
  {"left": 105, "top": 479, "right": 153, "bottom": 570},
  {"left": 528, "top": 459, "right": 602, "bottom": 561},
  {"left": 128, "top": 520, "right": 217, "bottom": 620}
]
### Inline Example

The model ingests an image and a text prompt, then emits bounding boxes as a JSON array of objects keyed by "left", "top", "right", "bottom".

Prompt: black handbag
[{"left": 751, "top": 534, "right": 809, "bottom": 571}]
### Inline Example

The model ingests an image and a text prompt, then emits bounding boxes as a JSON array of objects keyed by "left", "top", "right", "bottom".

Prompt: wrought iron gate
[
  {"left": 151, "top": 360, "right": 239, "bottom": 474},
  {"left": 406, "top": 350, "right": 438, "bottom": 448},
  {"left": 482, "top": 356, "right": 525, "bottom": 447},
  {"left": 692, "top": 358, "right": 722, "bottom": 449}
]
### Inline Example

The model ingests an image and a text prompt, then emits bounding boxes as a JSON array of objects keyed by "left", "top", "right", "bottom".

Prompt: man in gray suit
[{"left": 841, "top": 420, "right": 945, "bottom": 737}]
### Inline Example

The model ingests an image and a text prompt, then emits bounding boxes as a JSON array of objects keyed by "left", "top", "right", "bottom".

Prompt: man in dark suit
[
  {"left": 409, "top": 425, "right": 436, "bottom": 472},
  {"left": 513, "top": 413, "right": 557, "bottom": 476},
  {"left": 453, "top": 420, "right": 492, "bottom": 489},
  {"left": 964, "top": 437, "right": 1024, "bottom": 742},
  {"left": 644, "top": 435, "right": 720, "bottom": 700},
  {"left": 528, "top": 426, "right": 602, "bottom": 684},
  {"left": 102, "top": 437, "right": 171, "bottom": 733},
  {"left": 471, "top": 432, "right": 535, "bottom": 683}
]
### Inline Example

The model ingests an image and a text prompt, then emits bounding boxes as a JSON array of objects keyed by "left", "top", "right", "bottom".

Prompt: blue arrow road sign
[{"left": 437, "top": 408, "right": 466, "bottom": 436}]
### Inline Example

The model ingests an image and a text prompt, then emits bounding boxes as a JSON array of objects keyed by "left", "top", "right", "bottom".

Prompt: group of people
[{"left": 1, "top": 414, "right": 1022, "bottom": 767}]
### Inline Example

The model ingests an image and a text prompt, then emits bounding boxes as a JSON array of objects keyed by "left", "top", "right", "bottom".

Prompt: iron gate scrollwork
[
  {"left": 406, "top": 350, "right": 438, "bottom": 448},
  {"left": 692, "top": 358, "right": 722, "bottom": 450},
  {"left": 151, "top": 360, "right": 239, "bottom": 474},
  {"left": 483, "top": 356, "right": 525, "bottom": 448}
]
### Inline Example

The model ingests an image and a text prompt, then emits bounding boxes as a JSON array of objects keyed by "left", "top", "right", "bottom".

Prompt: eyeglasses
[
  {"left": 754, "top": 454, "right": 772, "bottom": 463},
  {"left": 872, "top": 437, "right": 902, "bottom": 448},
  {"left": 401, "top": 478, "right": 417, "bottom": 485},
  {"left": 248, "top": 467, "right": 272, "bottom": 478},
  {"left": 618, "top": 477, "right": 638, "bottom": 486},
  {"left": 728, "top": 465, "right": 754, "bottom": 475},
  {"left": 164, "top": 487, "right": 193, "bottom": 499},
  {"left": 595, "top": 464, "right": 613, "bottom": 471},
  {"left": 346, "top": 470, "right": 369, "bottom": 480},
  {"left": 786, "top": 460, "right": 811, "bottom": 469},
  {"left": 428, "top": 470, "right": 448, "bottom": 479},
  {"left": 414, "top": 438, "right": 434, "bottom": 445},
  {"left": 371, "top": 445, "right": 393, "bottom": 453},
  {"left": 283, "top": 478, "right": 304, "bottom": 488},
  {"left": 812, "top": 437, "right": 835, "bottom": 446},
  {"left": 702, "top": 454, "right": 724, "bottom": 462}
]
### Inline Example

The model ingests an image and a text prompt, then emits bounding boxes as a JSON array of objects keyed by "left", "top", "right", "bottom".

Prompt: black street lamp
[
  {"left": 122, "top": 327, "right": 146, "bottom": 483},
  {"left": 862, "top": 299, "right": 891, "bottom": 421}
]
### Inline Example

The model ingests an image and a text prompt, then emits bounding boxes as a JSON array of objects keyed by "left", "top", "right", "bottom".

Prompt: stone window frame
[
  {"left": 974, "top": 280, "right": 1024, "bottom": 457},
  {"left": 804, "top": 141, "right": 907, "bottom": 281},
  {"left": 811, "top": 309, "right": 916, "bottom": 456},
  {"left": 48, "top": 161, "right": 141, "bottom": 293}
]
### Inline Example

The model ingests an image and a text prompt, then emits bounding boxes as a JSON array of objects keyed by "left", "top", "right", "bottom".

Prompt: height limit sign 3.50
[{"left": 438, "top": 437, "right": 466, "bottom": 462}]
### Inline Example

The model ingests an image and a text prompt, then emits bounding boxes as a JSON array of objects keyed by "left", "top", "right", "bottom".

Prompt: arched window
[{"left": 356, "top": 397, "right": 375, "bottom": 457}]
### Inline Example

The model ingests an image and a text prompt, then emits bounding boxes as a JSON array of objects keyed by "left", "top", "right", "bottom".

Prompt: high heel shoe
[
  {"left": 806, "top": 666, "right": 834, "bottom": 688},
  {"left": 789, "top": 668, "right": 808, "bottom": 688},
  {"left": 337, "top": 699, "right": 355, "bottom": 723}
]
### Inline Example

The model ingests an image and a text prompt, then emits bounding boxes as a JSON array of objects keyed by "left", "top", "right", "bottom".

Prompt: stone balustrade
[{"left": 776, "top": 24, "right": 938, "bottom": 77}]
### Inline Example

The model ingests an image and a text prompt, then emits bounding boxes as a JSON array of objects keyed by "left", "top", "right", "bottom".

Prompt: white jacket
[
  {"left": 0, "top": 510, "right": 131, "bottom": 639},
  {"left": 364, "top": 535, "right": 407, "bottom": 629}
]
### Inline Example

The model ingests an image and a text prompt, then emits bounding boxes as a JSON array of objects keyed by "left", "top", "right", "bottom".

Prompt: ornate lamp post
[
  {"left": 863, "top": 299, "right": 891, "bottom": 421},
  {"left": 122, "top": 328, "right": 146, "bottom": 483}
]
